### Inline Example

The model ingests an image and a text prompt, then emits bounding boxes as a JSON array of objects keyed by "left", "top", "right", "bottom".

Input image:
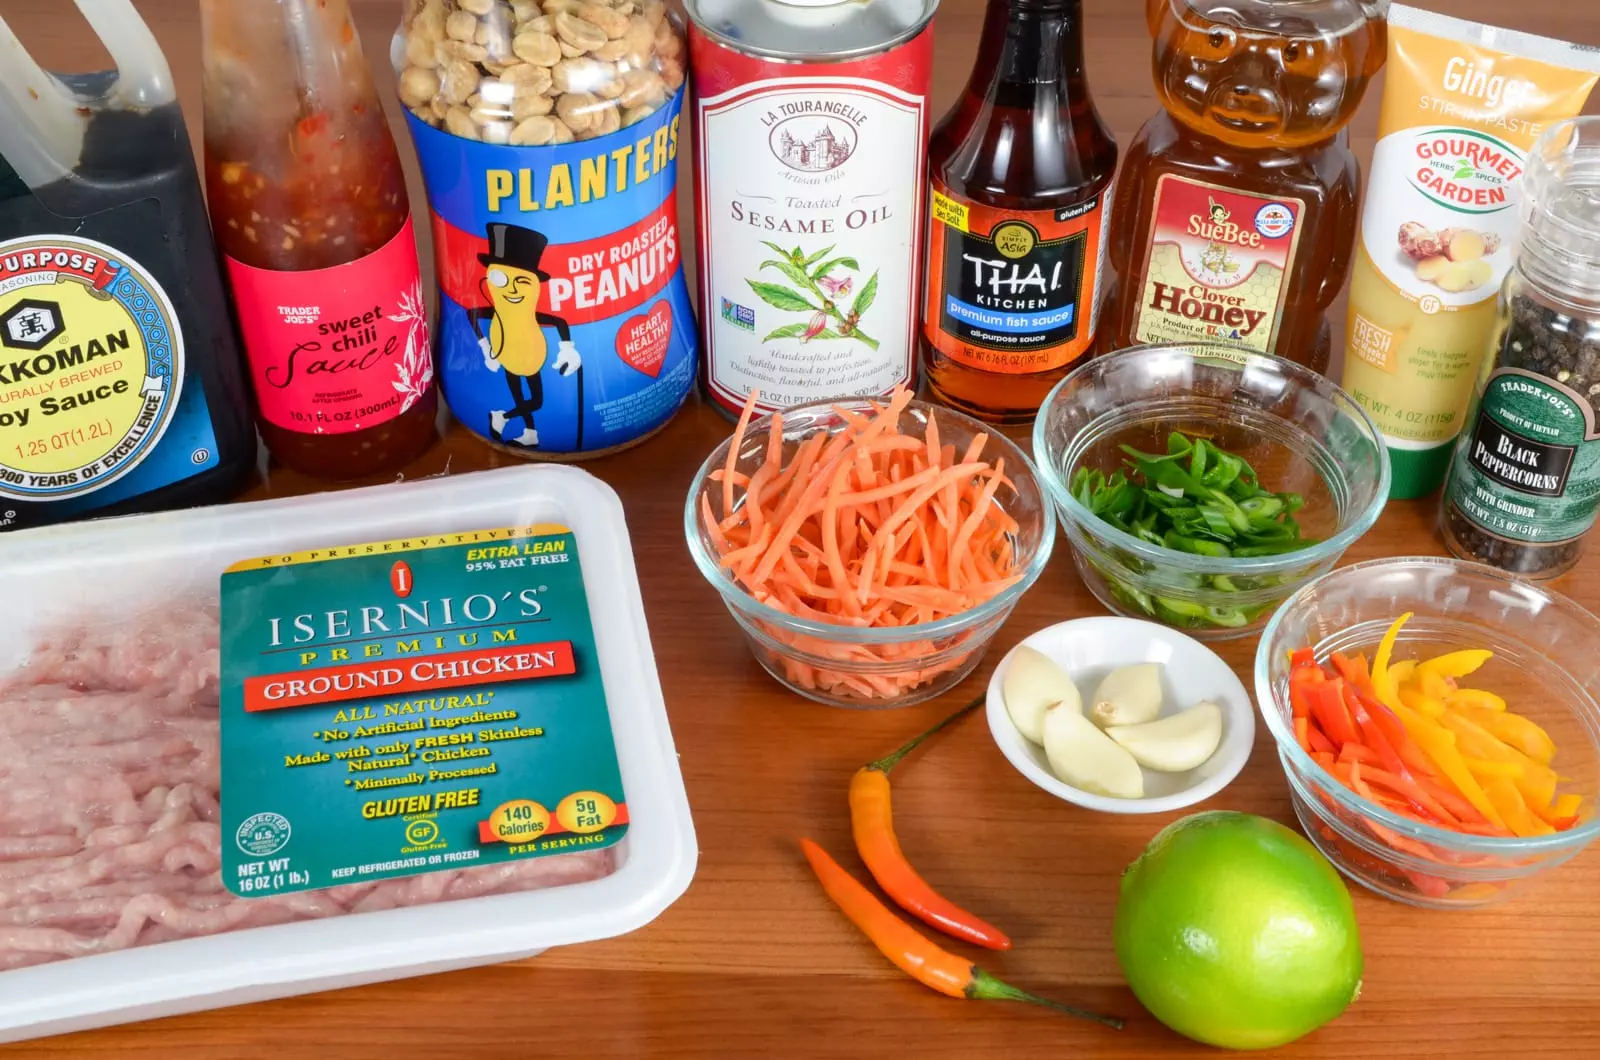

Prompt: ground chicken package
[{"left": 0, "top": 466, "right": 696, "bottom": 1041}]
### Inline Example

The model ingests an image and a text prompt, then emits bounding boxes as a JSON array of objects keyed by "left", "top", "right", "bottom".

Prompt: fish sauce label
[
  {"left": 923, "top": 184, "right": 1107, "bottom": 373},
  {"left": 405, "top": 96, "right": 696, "bottom": 457},
  {"left": 691, "top": 28, "right": 932, "bottom": 416},
  {"left": 0, "top": 235, "right": 188, "bottom": 503},
  {"left": 219, "top": 524, "right": 627, "bottom": 897},
  {"left": 1132, "top": 176, "right": 1304, "bottom": 353},
  {"left": 1448, "top": 369, "right": 1600, "bottom": 545},
  {"left": 226, "top": 218, "right": 432, "bottom": 435}
]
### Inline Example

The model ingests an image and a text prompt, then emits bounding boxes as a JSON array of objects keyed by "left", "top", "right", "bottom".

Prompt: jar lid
[{"left": 1521, "top": 116, "right": 1600, "bottom": 300}]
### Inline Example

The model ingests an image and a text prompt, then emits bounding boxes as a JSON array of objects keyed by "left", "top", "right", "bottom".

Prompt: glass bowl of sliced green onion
[{"left": 1033, "top": 344, "right": 1389, "bottom": 640}]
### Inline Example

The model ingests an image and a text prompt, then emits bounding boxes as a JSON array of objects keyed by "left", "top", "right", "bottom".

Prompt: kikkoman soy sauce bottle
[
  {"left": 922, "top": 0, "right": 1118, "bottom": 424},
  {"left": 1100, "top": 0, "right": 1387, "bottom": 372}
]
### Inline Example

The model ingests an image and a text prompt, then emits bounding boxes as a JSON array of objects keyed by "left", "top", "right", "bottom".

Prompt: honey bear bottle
[{"left": 1100, "top": 0, "right": 1387, "bottom": 371}]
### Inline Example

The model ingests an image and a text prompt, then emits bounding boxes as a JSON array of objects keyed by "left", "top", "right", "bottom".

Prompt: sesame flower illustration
[
  {"left": 816, "top": 273, "right": 853, "bottom": 299},
  {"left": 746, "top": 241, "right": 879, "bottom": 350}
]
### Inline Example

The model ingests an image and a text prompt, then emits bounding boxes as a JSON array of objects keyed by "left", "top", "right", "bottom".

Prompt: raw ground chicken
[{"left": 0, "top": 599, "right": 614, "bottom": 972}]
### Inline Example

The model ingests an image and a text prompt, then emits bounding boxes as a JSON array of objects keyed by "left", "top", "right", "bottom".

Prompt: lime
[{"left": 1114, "top": 811, "right": 1363, "bottom": 1050}]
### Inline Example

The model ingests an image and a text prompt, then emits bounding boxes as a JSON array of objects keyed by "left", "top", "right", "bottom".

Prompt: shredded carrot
[{"left": 701, "top": 387, "right": 1021, "bottom": 700}]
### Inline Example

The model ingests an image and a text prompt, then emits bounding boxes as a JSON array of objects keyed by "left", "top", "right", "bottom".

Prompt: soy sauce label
[
  {"left": 0, "top": 235, "right": 184, "bottom": 502},
  {"left": 225, "top": 218, "right": 432, "bottom": 435},
  {"left": 1448, "top": 368, "right": 1600, "bottom": 545},
  {"left": 923, "top": 185, "right": 1105, "bottom": 374}
]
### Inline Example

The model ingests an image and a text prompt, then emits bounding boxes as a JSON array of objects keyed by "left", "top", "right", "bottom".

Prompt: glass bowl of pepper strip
[
  {"left": 1033, "top": 343, "right": 1388, "bottom": 640},
  {"left": 1256, "top": 557, "right": 1600, "bottom": 908}
]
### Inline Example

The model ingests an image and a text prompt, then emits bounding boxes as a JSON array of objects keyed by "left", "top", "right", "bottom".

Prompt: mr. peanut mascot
[{"left": 467, "top": 223, "right": 581, "bottom": 449}]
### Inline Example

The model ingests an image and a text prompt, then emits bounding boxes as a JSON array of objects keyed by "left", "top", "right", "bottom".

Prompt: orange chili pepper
[
  {"left": 800, "top": 839, "right": 1122, "bottom": 1028},
  {"left": 850, "top": 696, "right": 1010, "bottom": 950}
]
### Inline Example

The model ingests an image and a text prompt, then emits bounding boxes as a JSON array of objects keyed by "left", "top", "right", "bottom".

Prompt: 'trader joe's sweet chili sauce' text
[
  {"left": 201, "top": 0, "right": 437, "bottom": 479},
  {"left": 922, "top": 0, "right": 1117, "bottom": 424}
]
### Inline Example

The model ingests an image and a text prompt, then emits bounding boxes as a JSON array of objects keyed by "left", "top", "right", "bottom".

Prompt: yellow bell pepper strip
[
  {"left": 1390, "top": 702, "right": 1506, "bottom": 827},
  {"left": 1398, "top": 685, "right": 1446, "bottom": 718},
  {"left": 1388, "top": 659, "right": 1417, "bottom": 686},
  {"left": 1447, "top": 688, "right": 1507, "bottom": 712},
  {"left": 1435, "top": 710, "right": 1559, "bottom": 811},
  {"left": 1536, "top": 793, "right": 1585, "bottom": 831},
  {"left": 1482, "top": 778, "right": 1554, "bottom": 838},
  {"left": 1417, "top": 671, "right": 1456, "bottom": 701},
  {"left": 1462, "top": 757, "right": 1524, "bottom": 780},
  {"left": 1454, "top": 706, "right": 1556, "bottom": 765},
  {"left": 1416, "top": 649, "right": 1494, "bottom": 682},
  {"left": 1369, "top": 612, "right": 1413, "bottom": 708}
]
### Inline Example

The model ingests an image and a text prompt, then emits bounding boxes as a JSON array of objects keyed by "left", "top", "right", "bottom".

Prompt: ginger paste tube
[{"left": 1341, "top": 5, "right": 1600, "bottom": 498}]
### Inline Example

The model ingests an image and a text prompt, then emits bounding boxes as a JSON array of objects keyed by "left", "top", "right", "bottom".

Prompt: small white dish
[{"left": 986, "top": 616, "right": 1255, "bottom": 814}]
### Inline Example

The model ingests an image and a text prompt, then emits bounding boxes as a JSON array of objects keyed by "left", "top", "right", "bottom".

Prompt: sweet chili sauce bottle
[
  {"left": 921, "top": 0, "right": 1117, "bottom": 424},
  {"left": 200, "top": 0, "right": 437, "bottom": 479},
  {"left": 1099, "top": 0, "right": 1386, "bottom": 373}
]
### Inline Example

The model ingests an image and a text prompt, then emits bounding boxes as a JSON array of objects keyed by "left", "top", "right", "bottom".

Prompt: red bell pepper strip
[
  {"left": 1306, "top": 720, "right": 1337, "bottom": 755},
  {"left": 1330, "top": 651, "right": 1370, "bottom": 686},
  {"left": 1350, "top": 685, "right": 1439, "bottom": 780},
  {"left": 1306, "top": 679, "right": 1358, "bottom": 748},
  {"left": 1289, "top": 647, "right": 1318, "bottom": 671},
  {"left": 1294, "top": 715, "right": 1311, "bottom": 753},
  {"left": 1342, "top": 684, "right": 1411, "bottom": 778}
]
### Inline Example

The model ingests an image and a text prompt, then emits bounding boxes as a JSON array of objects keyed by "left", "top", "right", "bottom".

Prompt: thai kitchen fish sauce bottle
[
  {"left": 0, "top": 0, "right": 255, "bottom": 532},
  {"left": 1442, "top": 118, "right": 1600, "bottom": 579},
  {"left": 921, "top": 0, "right": 1117, "bottom": 424},
  {"left": 688, "top": 0, "right": 937, "bottom": 419},
  {"left": 201, "top": 0, "right": 439, "bottom": 480}
]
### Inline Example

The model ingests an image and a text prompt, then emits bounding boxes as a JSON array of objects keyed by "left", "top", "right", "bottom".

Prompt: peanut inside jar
[{"left": 396, "top": 0, "right": 685, "bottom": 145}]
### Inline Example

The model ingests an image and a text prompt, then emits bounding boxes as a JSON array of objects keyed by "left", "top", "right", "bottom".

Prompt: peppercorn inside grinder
[{"left": 1442, "top": 117, "right": 1600, "bottom": 578}]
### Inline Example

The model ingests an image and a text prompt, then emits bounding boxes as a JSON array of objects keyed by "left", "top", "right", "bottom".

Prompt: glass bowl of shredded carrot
[
  {"left": 685, "top": 388, "right": 1054, "bottom": 708},
  {"left": 1256, "top": 557, "right": 1600, "bottom": 908},
  {"left": 1033, "top": 343, "right": 1388, "bottom": 641}
]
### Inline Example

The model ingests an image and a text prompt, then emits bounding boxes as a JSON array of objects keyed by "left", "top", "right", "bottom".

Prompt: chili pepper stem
[
  {"left": 966, "top": 968, "right": 1125, "bottom": 1030},
  {"left": 867, "top": 694, "right": 985, "bottom": 774}
]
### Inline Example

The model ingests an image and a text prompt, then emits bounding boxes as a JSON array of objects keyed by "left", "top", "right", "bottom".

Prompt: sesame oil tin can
[{"left": 685, "top": 0, "right": 937, "bottom": 418}]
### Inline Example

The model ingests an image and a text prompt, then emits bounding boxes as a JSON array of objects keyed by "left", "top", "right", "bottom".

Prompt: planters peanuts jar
[{"left": 393, "top": 0, "right": 696, "bottom": 458}]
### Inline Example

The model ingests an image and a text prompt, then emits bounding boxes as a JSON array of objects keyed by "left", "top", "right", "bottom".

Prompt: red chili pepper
[
  {"left": 850, "top": 696, "right": 1010, "bottom": 950},
  {"left": 800, "top": 839, "right": 1122, "bottom": 1028}
]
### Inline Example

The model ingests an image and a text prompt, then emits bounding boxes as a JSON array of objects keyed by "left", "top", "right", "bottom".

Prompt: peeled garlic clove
[
  {"left": 1002, "top": 645, "right": 1080, "bottom": 745},
  {"left": 1042, "top": 703, "right": 1145, "bottom": 799},
  {"left": 1090, "top": 663, "right": 1164, "bottom": 727},
  {"left": 1105, "top": 701, "right": 1224, "bottom": 773}
]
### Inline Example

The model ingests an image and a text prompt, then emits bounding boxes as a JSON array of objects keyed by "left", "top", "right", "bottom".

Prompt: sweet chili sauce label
[
  {"left": 0, "top": 235, "right": 184, "bottom": 502},
  {"left": 923, "top": 182, "right": 1107, "bottom": 374},
  {"left": 219, "top": 524, "right": 627, "bottom": 897},
  {"left": 1132, "top": 175, "right": 1305, "bottom": 352},
  {"left": 225, "top": 217, "right": 433, "bottom": 435}
]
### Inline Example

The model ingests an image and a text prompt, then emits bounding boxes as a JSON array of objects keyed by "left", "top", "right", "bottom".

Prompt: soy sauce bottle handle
[{"left": 0, "top": 0, "right": 172, "bottom": 185}]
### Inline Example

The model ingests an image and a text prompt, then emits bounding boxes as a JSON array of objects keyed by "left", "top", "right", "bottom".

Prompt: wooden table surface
[{"left": 7, "top": 0, "right": 1600, "bottom": 1056}]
